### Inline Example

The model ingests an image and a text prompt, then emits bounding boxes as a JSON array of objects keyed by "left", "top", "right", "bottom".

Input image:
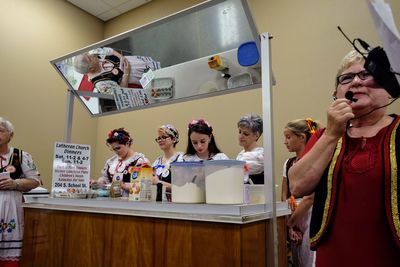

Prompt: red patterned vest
[{"left": 309, "top": 114, "right": 400, "bottom": 250}]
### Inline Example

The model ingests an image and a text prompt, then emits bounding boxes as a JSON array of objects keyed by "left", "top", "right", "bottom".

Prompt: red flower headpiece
[{"left": 107, "top": 128, "right": 132, "bottom": 143}]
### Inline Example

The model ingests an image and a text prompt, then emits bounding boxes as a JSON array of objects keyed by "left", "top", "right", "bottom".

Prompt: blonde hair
[
  {"left": 285, "top": 118, "right": 321, "bottom": 142},
  {"left": 335, "top": 50, "right": 365, "bottom": 87},
  {"left": 158, "top": 124, "right": 179, "bottom": 146}
]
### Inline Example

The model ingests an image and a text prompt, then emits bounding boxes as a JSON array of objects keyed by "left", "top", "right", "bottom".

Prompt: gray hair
[
  {"left": 73, "top": 54, "right": 91, "bottom": 74},
  {"left": 0, "top": 117, "right": 14, "bottom": 133},
  {"left": 237, "top": 114, "right": 263, "bottom": 136}
]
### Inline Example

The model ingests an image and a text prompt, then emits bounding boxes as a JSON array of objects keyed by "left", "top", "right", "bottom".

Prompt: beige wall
[
  {"left": 252, "top": 0, "right": 400, "bottom": 191},
  {"left": 0, "top": 0, "right": 103, "bottom": 188},
  {"left": 96, "top": 0, "right": 400, "bottom": 194},
  {"left": 2, "top": 0, "right": 399, "bottom": 193}
]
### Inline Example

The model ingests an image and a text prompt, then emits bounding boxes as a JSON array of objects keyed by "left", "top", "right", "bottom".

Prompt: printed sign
[
  {"left": 113, "top": 87, "right": 150, "bottom": 110},
  {"left": 139, "top": 68, "right": 155, "bottom": 89},
  {"left": 52, "top": 142, "right": 90, "bottom": 192}
]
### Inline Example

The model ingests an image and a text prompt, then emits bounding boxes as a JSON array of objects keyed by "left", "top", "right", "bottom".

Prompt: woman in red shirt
[{"left": 289, "top": 50, "right": 400, "bottom": 266}]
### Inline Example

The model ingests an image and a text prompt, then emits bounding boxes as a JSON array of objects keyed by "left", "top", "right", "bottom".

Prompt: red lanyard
[
  {"left": 114, "top": 159, "right": 123, "bottom": 174},
  {"left": 0, "top": 155, "right": 5, "bottom": 169}
]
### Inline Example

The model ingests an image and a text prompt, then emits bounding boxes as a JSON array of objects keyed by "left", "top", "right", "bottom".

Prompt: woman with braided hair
[{"left": 282, "top": 118, "right": 320, "bottom": 267}]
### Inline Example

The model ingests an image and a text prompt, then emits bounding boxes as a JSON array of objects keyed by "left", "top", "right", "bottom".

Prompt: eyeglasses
[
  {"left": 336, "top": 70, "right": 373, "bottom": 85},
  {"left": 155, "top": 136, "right": 171, "bottom": 142},
  {"left": 0, "top": 128, "right": 9, "bottom": 134}
]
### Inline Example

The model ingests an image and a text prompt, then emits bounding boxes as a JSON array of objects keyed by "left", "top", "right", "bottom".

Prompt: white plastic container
[
  {"left": 171, "top": 161, "right": 205, "bottom": 203},
  {"left": 245, "top": 185, "right": 265, "bottom": 204},
  {"left": 204, "top": 160, "right": 245, "bottom": 204}
]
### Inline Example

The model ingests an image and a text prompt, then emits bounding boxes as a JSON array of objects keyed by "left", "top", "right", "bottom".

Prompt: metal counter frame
[{"left": 23, "top": 197, "right": 290, "bottom": 224}]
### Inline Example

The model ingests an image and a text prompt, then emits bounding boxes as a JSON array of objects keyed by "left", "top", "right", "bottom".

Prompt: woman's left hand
[
  {"left": 152, "top": 174, "right": 160, "bottom": 185},
  {"left": 121, "top": 182, "right": 131, "bottom": 192},
  {"left": 0, "top": 177, "right": 16, "bottom": 190},
  {"left": 288, "top": 227, "right": 303, "bottom": 245}
]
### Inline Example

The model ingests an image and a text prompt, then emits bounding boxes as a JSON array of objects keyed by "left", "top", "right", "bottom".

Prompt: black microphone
[
  {"left": 337, "top": 26, "right": 400, "bottom": 98},
  {"left": 345, "top": 91, "right": 358, "bottom": 102},
  {"left": 344, "top": 91, "right": 356, "bottom": 129}
]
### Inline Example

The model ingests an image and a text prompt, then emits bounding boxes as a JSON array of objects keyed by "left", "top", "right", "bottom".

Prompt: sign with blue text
[{"left": 52, "top": 142, "right": 91, "bottom": 193}]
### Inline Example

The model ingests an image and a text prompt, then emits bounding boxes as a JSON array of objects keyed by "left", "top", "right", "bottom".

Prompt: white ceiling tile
[
  {"left": 97, "top": 9, "right": 121, "bottom": 21},
  {"left": 115, "top": 0, "right": 149, "bottom": 13},
  {"left": 102, "top": 0, "right": 128, "bottom": 7},
  {"left": 67, "top": 0, "right": 152, "bottom": 21},
  {"left": 68, "top": 0, "right": 111, "bottom": 16}
]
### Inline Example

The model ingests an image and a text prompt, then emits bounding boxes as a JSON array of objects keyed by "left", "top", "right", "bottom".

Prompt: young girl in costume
[
  {"left": 183, "top": 119, "right": 228, "bottom": 161},
  {"left": 282, "top": 118, "right": 320, "bottom": 267},
  {"left": 152, "top": 124, "right": 183, "bottom": 187}
]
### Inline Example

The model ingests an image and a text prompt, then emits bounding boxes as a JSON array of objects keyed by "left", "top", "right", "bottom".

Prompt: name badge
[{"left": 113, "top": 172, "right": 123, "bottom": 182}]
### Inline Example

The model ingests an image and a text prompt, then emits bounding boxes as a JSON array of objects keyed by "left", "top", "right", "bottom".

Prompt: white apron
[
  {"left": 291, "top": 206, "right": 315, "bottom": 267},
  {"left": 0, "top": 190, "right": 24, "bottom": 260}
]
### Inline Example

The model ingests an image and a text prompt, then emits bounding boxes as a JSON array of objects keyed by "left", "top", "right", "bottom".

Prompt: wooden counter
[{"left": 21, "top": 199, "right": 289, "bottom": 267}]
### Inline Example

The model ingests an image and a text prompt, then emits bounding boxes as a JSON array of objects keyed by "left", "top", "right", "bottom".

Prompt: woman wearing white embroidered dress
[
  {"left": 183, "top": 119, "right": 228, "bottom": 161},
  {"left": 152, "top": 124, "right": 183, "bottom": 189},
  {"left": 0, "top": 117, "right": 41, "bottom": 266},
  {"left": 73, "top": 47, "right": 161, "bottom": 94},
  {"left": 91, "top": 128, "right": 150, "bottom": 197},
  {"left": 73, "top": 47, "right": 131, "bottom": 94},
  {"left": 236, "top": 114, "right": 264, "bottom": 184}
]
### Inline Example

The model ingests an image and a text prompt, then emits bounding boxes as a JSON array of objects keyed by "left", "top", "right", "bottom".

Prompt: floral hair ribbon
[
  {"left": 188, "top": 119, "right": 212, "bottom": 131},
  {"left": 305, "top": 118, "right": 316, "bottom": 135},
  {"left": 163, "top": 124, "right": 179, "bottom": 138},
  {"left": 161, "top": 124, "right": 180, "bottom": 143}
]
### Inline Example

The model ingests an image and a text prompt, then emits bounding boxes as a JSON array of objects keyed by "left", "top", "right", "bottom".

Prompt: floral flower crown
[
  {"left": 107, "top": 128, "right": 132, "bottom": 143},
  {"left": 162, "top": 124, "right": 179, "bottom": 142},
  {"left": 188, "top": 119, "right": 213, "bottom": 132},
  {"left": 305, "top": 118, "right": 317, "bottom": 135}
]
